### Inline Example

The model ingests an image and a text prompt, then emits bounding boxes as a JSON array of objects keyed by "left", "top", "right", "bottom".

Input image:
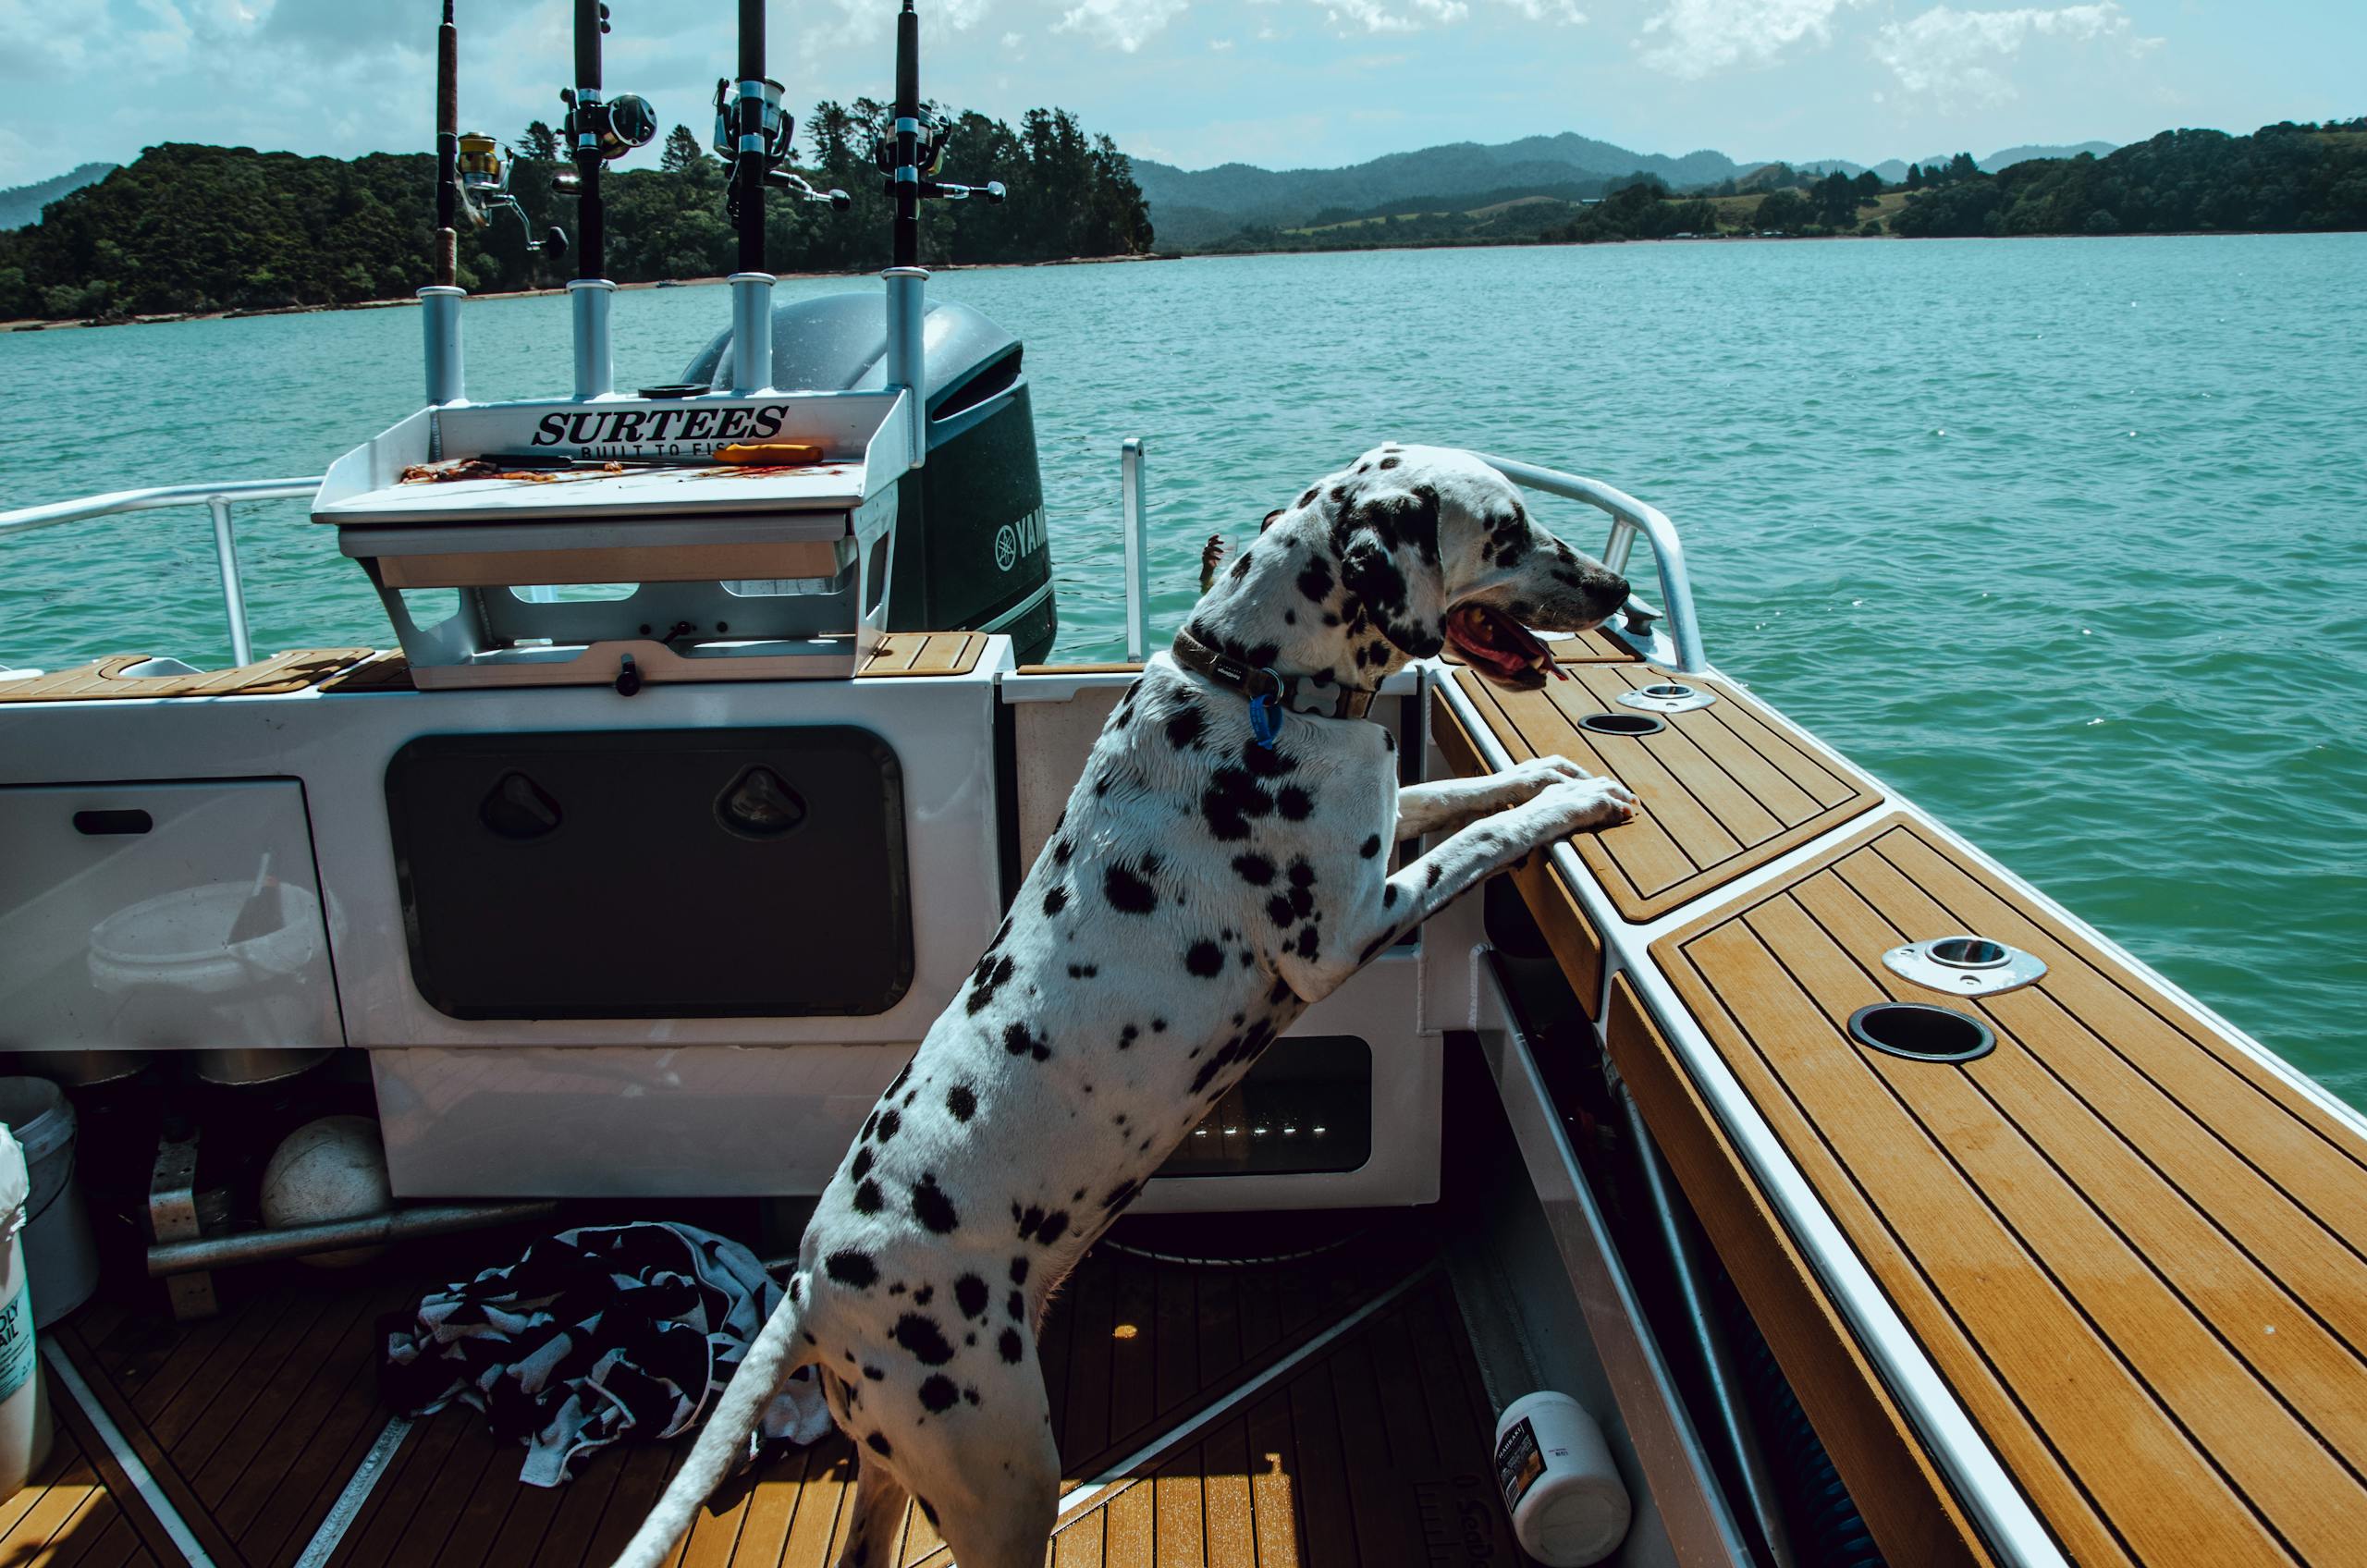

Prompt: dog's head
[{"left": 1304, "top": 444, "right": 1630, "bottom": 691}]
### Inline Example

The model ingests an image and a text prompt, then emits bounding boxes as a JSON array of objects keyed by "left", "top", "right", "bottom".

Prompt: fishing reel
[
  {"left": 559, "top": 86, "right": 658, "bottom": 161},
  {"left": 712, "top": 76, "right": 851, "bottom": 213},
  {"left": 457, "top": 132, "right": 567, "bottom": 258},
  {"left": 871, "top": 111, "right": 1005, "bottom": 204}
]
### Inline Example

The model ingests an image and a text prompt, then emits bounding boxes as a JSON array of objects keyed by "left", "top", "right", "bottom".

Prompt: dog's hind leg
[
  {"left": 833, "top": 1451, "right": 912, "bottom": 1568},
  {"left": 1392, "top": 755, "right": 1600, "bottom": 841},
  {"left": 898, "top": 1379, "right": 1061, "bottom": 1568}
]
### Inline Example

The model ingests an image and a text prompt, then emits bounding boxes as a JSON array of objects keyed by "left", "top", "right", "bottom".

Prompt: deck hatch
[{"left": 386, "top": 726, "right": 911, "bottom": 1019}]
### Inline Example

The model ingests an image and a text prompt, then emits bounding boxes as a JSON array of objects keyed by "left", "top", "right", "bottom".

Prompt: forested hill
[
  {"left": 0, "top": 104, "right": 1149, "bottom": 323},
  {"left": 0, "top": 164, "right": 117, "bottom": 230}
]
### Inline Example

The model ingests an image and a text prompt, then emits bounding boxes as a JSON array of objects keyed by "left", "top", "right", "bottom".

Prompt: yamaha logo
[{"left": 994, "top": 508, "right": 1047, "bottom": 573}]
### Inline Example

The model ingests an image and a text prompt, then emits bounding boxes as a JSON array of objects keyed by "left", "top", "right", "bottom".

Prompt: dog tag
[{"left": 1248, "top": 692, "right": 1284, "bottom": 749}]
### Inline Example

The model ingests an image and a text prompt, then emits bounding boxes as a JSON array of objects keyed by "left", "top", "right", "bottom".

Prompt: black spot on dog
[
  {"left": 1232, "top": 853, "right": 1274, "bottom": 885},
  {"left": 1427, "top": 862, "right": 1444, "bottom": 888},
  {"left": 963, "top": 1387, "right": 980, "bottom": 1406},
  {"left": 876, "top": 1109, "right": 900, "bottom": 1142},
  {"left": 1052, "top": 838, "right": 1073, "bottom": 866},
  {"left": 1038, "top": 1210, "right": 1070, "bottom": 1245},
  {"left": 1068, "top": 962, "right": 1098, "bottom": 978},
  {"left": 1008, "top": 1290, "right": 1026, "bottom": 1321},
  {"left": 1278, "top": 786, "right": 1313, "bottom": 820},
  {"left": 1267, "top": 893, "right": 1295, "bottom": 927},
  {"left": 918, "top": 1375, "right": 958, "bottom": 1414},
  {"left": 860, "top": 1111, "right": 877, "bottom": 1142},
  {"left": 1359, "top": 833, "right": 1382, "bottom": 859},
  {"left": 1003, "top": 1022, "right": 1050, "bottom": 1060},
  {"left": 1184, "top": 940, "right": 1224, "bottom": 977},
  {"left": 1383, "top": 884, "right": 1399, "bottom": 909},
  {"left": 913, "top": 1175, "right": 961, "bottom": 1233},
  {"left": 1228, "top": 549, "right": 1254, "bottom": 582},
  {"left": 1297, "top": 557, "right": 1333, "bottom": 603},
  {"left": 1043, "top": 884, "right": 1068, "bottom": 917},
  {"left": 894, "top": 1314, "right": 956, "bottom": 1366},
  {"left": 1201, "top": 767, "right": 1275, "bottom": 841},
  {"left": 851, "top": 1146, "right": 873, "bottom": 1181},
  {"left": 999, "top": 1328, "right": 1024, "bottom": 1364},
  {"left": 827, "top": 1249, "right": 878, "bottom": 1289},
  {"left": 855, "top": 1179, "right": 884, "bottom": 1213},
  {"left": 1104, "top": 859, "right": 1159, "bottom": 914},
  {"left": 1164, "top": 701, "right": 1207, "bottom": 751},
  {"left": 1118, "top": 1023, "right": 1138, "bottom": 1049},
  {"left": 791, "top": 1278, "right": 804, "bottom": 1303},
  {"left": 867, "top": 1431, "right": 894, "bottom": 1458},
  {"left": 1152, "top": 1017, "right": 1167, "bottom": 1032},
  {"left": 955, "top": 1273, "right": 988, "bottom": 1319},
  {"left": 965, "top": 953, "right": 1015, "bottom": 1015},
  {"left": 947, "top": 1084, "right": 976, "bottom": 1121},
  {"left": 1379, "top": 455, "right": 1400, "bottom": 469},
  {"left": 1295, "top": 925, "right": 1321, "bottom": 960},
  {"left": 864, "top": 1364, "right": 885, "bottom": 1380},
  {"left": 914, "top": 1283, "right": 934, "bottom": 1306},
  {"left": 1010, "top": 1256, "right": 1029, "bottom": 1285}
]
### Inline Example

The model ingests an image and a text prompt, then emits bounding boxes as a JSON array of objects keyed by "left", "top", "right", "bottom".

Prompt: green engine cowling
[{"left": 685, "top": 293, "right": 1056, "bottom": 662}]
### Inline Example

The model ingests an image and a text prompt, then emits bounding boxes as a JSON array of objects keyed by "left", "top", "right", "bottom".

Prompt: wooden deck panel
[
  {"left": 1451, "top": 666, "right": 1882, "bottom": 921},
  {"left": 0, "top": 649, "right": 374, "bottom": 703},
  {"left": 0, "top": 1416, "right": 165, "bottom": 1568},
  {"left": 1440, "top": 627, "right": 1639, "bottom": 667},
  {"left": 1647, "top": 814, "right": 2367, "bottom": 1567},
  {"left": 51, "top": 1232, "right": 1502, "bottom": 1568}
]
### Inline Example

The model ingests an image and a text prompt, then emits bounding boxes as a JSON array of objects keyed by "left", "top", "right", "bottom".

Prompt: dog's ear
[{"left": 1337, "top": 524, "right": 1444, "bottom": 659}]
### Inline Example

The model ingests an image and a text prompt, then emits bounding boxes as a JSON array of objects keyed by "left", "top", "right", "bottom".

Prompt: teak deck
[
  {"left": 1447, "top": 666, "right": 1883, "bottom": 921},
  {"left": 1648, "top": 815, "right": 2367, "bottom": 1566},
  {"left": 28, "top": 1236, "right": 1524, "bottom": 1568}
]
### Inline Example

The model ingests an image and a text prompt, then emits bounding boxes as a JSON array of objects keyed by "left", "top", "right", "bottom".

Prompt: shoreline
[{"left": 0, "top": 251, "right": 1175, "bottom": 334}]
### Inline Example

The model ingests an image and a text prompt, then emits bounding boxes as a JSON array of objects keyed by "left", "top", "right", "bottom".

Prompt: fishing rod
[
  {"left": 435, "top": 0, "right": 459, "bottom": 288},
  {"left": 548, "top": 0, "right": 655, "bottom": 395}
]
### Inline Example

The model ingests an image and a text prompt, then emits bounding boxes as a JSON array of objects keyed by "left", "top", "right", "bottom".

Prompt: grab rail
[
  {"left": 0, "top": 478, "right": 322, "bottom": 668},
  {"left": 1476, "top": 455, "right": 1709, "bottom": 674},
  {"left": 1119, "top": 438, "right": 1149, "bottom": 662}
]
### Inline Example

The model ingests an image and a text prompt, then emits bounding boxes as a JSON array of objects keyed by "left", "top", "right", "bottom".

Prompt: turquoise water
[{"left": 2, "top": 237, "right": 2361, "bottom": 1104}]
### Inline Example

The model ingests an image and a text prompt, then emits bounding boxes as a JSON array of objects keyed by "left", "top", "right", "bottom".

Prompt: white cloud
[
  {"left": 1637, "top": 0, "right": 1870, "bottom": 79},
  {"left": 1322, "top": 0, "right": 1579, "bottom": 35},
  {"left": 1872, "top": 3, "right": 2158, "bottom": 109},
  {"left": 1054, "top": 0, "right": 1188, "bottom": 51}
]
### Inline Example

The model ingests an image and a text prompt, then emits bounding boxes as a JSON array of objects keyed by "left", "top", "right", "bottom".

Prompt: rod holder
[
  {"left": 883, "top": 265, "right": 927, "bottom": 470},
  {"left": 570, "top": 277, "right": 616, "bottom": 398},
  {"left": 419, "top": 285, "right": 467, "bottom": 407},
  {"left": 1121, "top": 438, "right": 1148, "bottom": 661},
  {"left": 729, "top": 272, "right": 776, "bottom": 393}
]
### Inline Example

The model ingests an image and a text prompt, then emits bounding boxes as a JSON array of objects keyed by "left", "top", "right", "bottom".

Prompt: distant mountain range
[
  {"left": 1127, "top": 137, "right": 2117, "bottom": 245},
  {"left": 0, "top": 164, "right": 117, "bottom": 230}
]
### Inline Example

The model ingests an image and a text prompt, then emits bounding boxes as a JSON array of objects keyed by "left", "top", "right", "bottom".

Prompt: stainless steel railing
[
  {"left": 0, "top": 478, "right": 324, "bottom": 668},
  {"left": 1478, "top": 454, "right": 1710, "bottom": 674}
]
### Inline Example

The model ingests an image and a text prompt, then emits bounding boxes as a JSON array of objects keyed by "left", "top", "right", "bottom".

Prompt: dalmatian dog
[{"left": 613, "top": 444, "right": 1638, "bottom": 1568}]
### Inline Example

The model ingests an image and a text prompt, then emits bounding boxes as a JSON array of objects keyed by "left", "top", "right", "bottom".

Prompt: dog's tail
[{"left": 607, "top": 1274, "right": 813, "bottom": 1568}]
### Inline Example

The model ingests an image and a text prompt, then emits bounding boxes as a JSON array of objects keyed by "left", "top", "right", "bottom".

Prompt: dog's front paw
[
  {"left": 1528, "top": 777, "right": 1639, "bottom": 837},
  {"left": 1501, "top": 754, "right": 1595, "bottom": 801}
]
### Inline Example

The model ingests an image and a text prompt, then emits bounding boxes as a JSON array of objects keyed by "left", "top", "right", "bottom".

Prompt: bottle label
[
  {"left": 1495, "top": 1415, "right": 1546, "bottom": 1511},
  {"left": 0, "top": 1274, "right": 33, "bottom": 1403}
]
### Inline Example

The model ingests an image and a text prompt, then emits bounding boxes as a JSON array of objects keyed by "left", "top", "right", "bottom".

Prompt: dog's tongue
[{"left": 1447, "top": 605, "right": 1543, "bottom": 680}]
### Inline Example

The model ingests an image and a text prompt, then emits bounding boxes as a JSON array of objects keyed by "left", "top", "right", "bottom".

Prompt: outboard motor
[
  {"left": 681, "top": 298, "right": 1051, "bottom": 659},
  {"left": 686, "top": 0, "right": 1053, "bottom": 661}
]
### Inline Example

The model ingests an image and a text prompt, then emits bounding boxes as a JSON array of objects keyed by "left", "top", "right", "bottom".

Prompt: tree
[
  {"left": 1752, "top": 189, "right": 1810, "bottom": 231},
  {"left": 661, "top": 124, "right": 712, "bottom": 176},
  {"left": 518, "top": 121, "right": 558, "bottom": 160},
  {"left": 1854, "top": 169, "right": 1883, "bottom": 199},
  {"left": 1947, "top": 151, "right": 1980, "bottom": 183},
  {"left": 1906, "top": 163, "right": 1924, "bottom": 190}
]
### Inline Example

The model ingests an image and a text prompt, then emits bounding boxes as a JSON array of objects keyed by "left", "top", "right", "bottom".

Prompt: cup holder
[
  {"left": 1618, "top": 680, "right": 1717, "bottom": 714},
  {"left": 1926, "top": 937, "right": 2010, "bottom": 969},
  {"left": 1576, "top": 711, "right": 1666, "bottom": 737},
  {"left": 1847, "top": 1002, "right": 1995, "bottom": 1064},
  {"left": 1883, "top": 933, "right": 2047, "bottom": 996}
]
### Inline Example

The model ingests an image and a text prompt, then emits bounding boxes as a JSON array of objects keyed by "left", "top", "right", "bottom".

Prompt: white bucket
[
  {"left": 1494, "top": 1390, "right": 1631, "bottom": 1566},
  {"left": 0, "top": 1080, "right": 100, "bottom": 1327},
  {"left": 0, "top": 1125, "right": 55, "bottom": 1500}
]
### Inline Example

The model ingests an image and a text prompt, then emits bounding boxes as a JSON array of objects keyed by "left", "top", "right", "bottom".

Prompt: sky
[{"left": 0, "top": 0, "right": 2357, "bottom": 188}]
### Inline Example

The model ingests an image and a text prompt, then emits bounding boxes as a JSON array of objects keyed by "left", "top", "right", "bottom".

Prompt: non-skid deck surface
[
  {"left": 0, "top": 650, "right": 375, "bottom": 702},
  {"left": 1650, "top": 813, "right": 2367, "bottom": 1566},
  {"left": 1449, "top": 665, "right": 1882, "bottom": 921},
  {"left": 1439, "top": 627, "right": 1638, "bottom": 667},
  {"left": 0, "top": 1410, "right": 168, "bottom": 1568},
  {"left": 53, "top": 1236, "right": 1517, "bottom": 1568}
]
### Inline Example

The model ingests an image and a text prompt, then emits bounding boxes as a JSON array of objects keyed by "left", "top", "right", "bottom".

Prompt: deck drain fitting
[
  {"left": 1848, "top": 1002, "right": 1996, "bottom": 1064},
  {"left": 1882, "top": 933, "right": 2048, "bottom": 998},
  {"left": 1617, "top": 680, "right": 1717, "bottom": 715},
  {"left": 1575, "top": 712, "right": 1666, "bottom": 737}
]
